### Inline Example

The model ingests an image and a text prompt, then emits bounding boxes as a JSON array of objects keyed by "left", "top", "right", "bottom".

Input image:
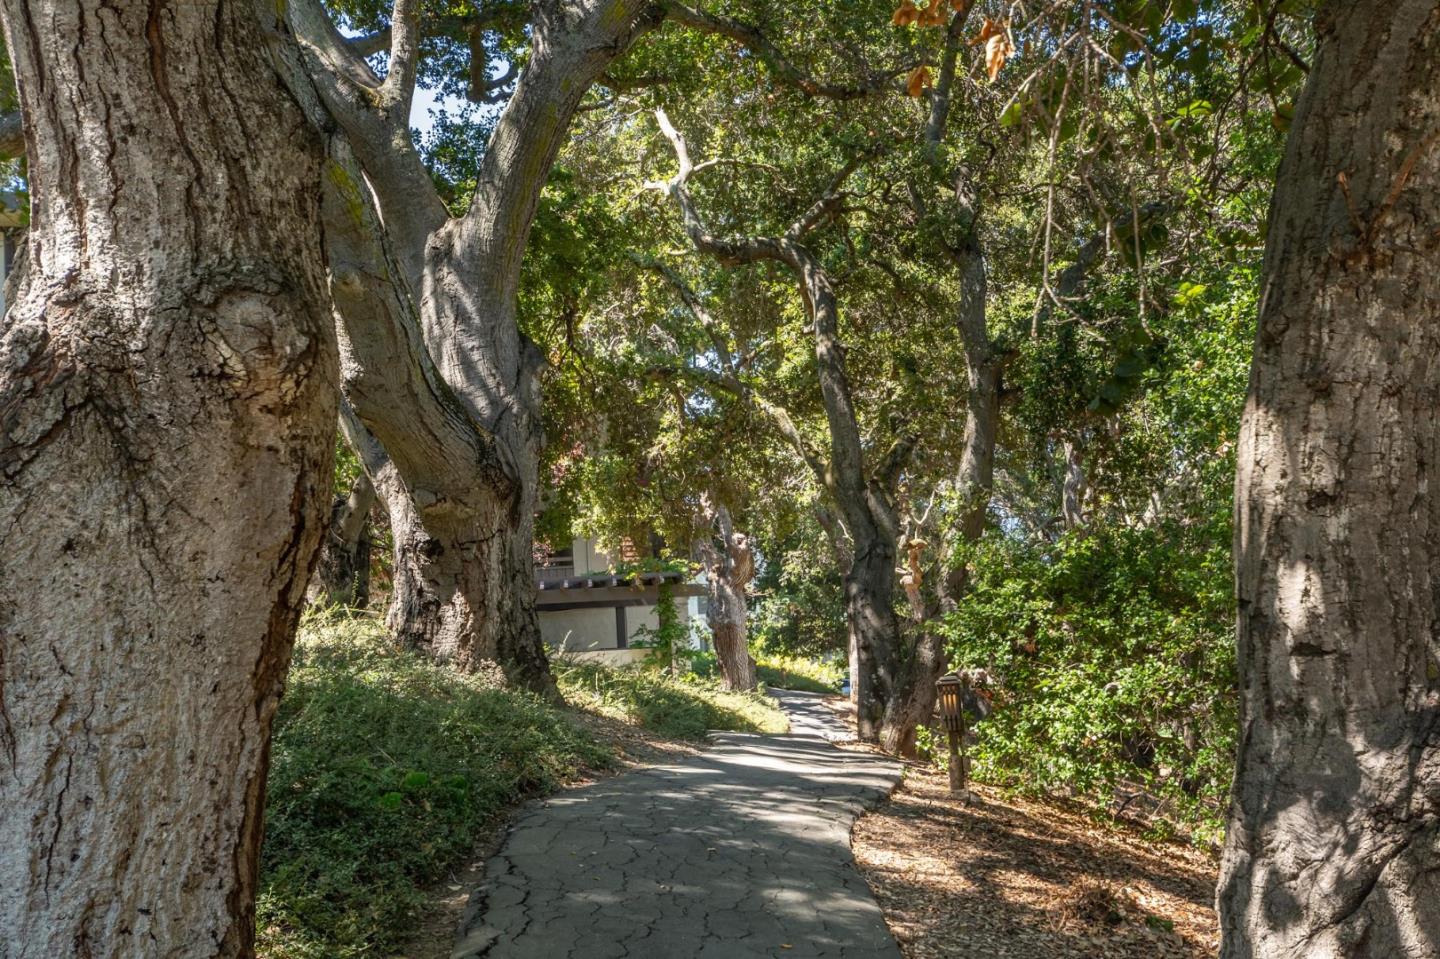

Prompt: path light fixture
[{"left": 935, "top": 672, "right": 971, "bottom": 802}]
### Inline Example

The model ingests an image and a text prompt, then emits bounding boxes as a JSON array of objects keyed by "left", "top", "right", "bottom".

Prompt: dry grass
[{"left": 852, "top": 764, "right": 1220, "bottom": 959}]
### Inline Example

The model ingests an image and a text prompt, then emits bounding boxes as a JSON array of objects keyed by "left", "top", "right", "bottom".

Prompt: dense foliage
[
  {"left": 945, "top": 522, "right": 1237, "bottom": 841},
  {"left": 258, "top": 614, "right": 786, "bottom": 957},
  {"left": 303, "top": 0, "right": 1308, "bottom": 850}
]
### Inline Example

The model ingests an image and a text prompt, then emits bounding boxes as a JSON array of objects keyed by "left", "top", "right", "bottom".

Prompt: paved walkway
[{"left": 452, "top": 690, "right": 904, "bottom": 959}]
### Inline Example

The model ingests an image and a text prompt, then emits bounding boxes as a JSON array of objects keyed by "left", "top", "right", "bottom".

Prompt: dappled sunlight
[
  {"left": 453, "top": 691, "right": 902, "bottom": 957},
  {"left": 853, "top": 766, "right": 1220, "bottom": 958}
]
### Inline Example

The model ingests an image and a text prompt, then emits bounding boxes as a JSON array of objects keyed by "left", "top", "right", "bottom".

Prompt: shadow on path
[{"left": 452, "top": 690, "right": 903, "bottom": 959}]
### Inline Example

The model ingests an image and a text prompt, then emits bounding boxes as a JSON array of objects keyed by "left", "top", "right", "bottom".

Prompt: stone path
[{"left": 452, "top": 690, "right": 904, "bottom": 959}]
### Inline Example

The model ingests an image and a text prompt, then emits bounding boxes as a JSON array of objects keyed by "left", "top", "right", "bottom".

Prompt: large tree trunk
[
  {"left": 846, "top": 529, "right": 901, "bottom": 742},
  {"left": 382, "top": 474, "right": 550, "bottom": 687},
  {"left": 319, "top": 140, "right": 556, "bottom": 694},
  {"left": 0, "top": 1, "right": 334, "bottom": 954},
  {"left": 880, "top": 244, "right": 996, "bottom": 755},
  {"left": 291, "top": 0, "right": 656, "bottom": 694},
  {"left": 696, "top": 503, "right": 758, "bottom": 691},
  {"left": 1218, "top": 4, "right": 1440, "bottom": 956}
]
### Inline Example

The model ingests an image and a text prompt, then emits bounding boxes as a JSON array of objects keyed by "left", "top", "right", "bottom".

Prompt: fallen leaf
[{"left": 906, "top": 65, "right": 932, "bottom": 98}]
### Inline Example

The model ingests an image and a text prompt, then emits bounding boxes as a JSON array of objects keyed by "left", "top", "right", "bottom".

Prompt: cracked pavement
[{"left": 452, "top": 690, "right": 904, "bottom": 959}]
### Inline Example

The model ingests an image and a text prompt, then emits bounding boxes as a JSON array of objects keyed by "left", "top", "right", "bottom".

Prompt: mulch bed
[{"left": 851, "top": 765, "right": 1220, "bottom": 959}]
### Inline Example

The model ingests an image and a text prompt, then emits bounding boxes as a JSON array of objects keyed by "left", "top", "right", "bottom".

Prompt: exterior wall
[
  {"left": 541, "top": 607, "right": 618, "bottom": 652},
  {"left": 559, "top": 648, "right": 649, "bottom": 667},
  {"left": 538, "top": 535, "right": 707, "bottom": 656},
  {"left": 573, "top": 536, "right": 611, "bottom": 575},
  {"left": 538, "top": 597, "right": 693, "bottom": 653}
]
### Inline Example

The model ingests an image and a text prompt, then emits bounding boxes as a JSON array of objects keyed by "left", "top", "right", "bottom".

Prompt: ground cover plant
[
  {"left": 554, "top": 658, "right": 788, "bottom": 738},
  {"left": 258, "top": 613, "right": 785, "bottom": 957}
]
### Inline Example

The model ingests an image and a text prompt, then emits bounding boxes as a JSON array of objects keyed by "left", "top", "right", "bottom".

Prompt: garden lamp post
[{"left": 936, "top": 672, "right": 969, "bottom": 800}]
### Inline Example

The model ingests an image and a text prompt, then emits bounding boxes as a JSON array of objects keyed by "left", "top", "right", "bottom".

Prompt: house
[{"left": 536, "top": 536, "right": 706, "bottom": 666}]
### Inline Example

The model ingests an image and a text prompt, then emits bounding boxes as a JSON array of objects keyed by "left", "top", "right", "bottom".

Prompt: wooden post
[
  {"left": 947, "top": 729, "right": 962, "bottom": 793},
  {"left": 957, "top": 672, "right": 969, "bottom": 799},
  {"left": 936, "top": 671, "right": 968, "bottom": 800}
]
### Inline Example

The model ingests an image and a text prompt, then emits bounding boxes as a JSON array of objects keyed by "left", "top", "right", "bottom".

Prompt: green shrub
[
  {"left": 553, "top": 659, "right": 788, "bottom": 738},
  {"left": 257, "top": 613, "right": 612, "bottom": 959},
  {"left": 945, "top": 522, "right": 1236, "bottom": 843}
]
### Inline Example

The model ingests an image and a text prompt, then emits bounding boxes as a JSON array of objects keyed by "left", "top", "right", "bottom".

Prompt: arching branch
[
  {"left": 635, "top": 254, "right": 831, "bottom": 488},
  {"left": 648, "top": 107, "right": 876, "bottom": 510}
]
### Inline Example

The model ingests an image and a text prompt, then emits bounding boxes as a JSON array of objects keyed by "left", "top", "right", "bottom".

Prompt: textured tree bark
[
  {"left": 879, "top": 244, "right": 996, "bottom": 756},
  {"left": 695, "top": 503, "right": 758, "bottom": 691},
  {"left": 381, "top": 476, "right": 550, "bottom": 686},
  {"left": 846, "top": 536, "right": 900, "bottom": 741},
  {"left": 290, "top": 0, "right": 658, "bottom": 693},
  {"left": 1061, "top": 438, "right": 1086, "bottom": 529},
  {"left": 308, "top": 471, "right": 376, "bottom": 609},
  {"left": 0, "top": 1, "right": 334, "bottom": 954},
  {"left": 1218, "top": 4, "right": 1440, "bottom": 956},
  {"left": 315, "top": 138, "right": 557, "bottom": 693}
]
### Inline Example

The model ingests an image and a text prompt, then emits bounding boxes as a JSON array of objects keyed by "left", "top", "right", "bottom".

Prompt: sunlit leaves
[
  {"left": 970, "top": 17, "right": 1014, "bottom": 82},
  {"left": 891, "top": 0, "right": 919, "bottom": 27}
]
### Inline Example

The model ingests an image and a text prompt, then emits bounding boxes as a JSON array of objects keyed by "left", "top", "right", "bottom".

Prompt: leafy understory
[
  {"left": 554, "top": 657, "right": 789, "bottom": 738},
  {"left": 258, "top": 614, "right": 786, "bottom": 958}
]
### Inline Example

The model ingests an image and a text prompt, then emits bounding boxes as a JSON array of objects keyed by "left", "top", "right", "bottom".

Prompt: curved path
[{"left": 452, "top": 690, "right": 904, "bottom": 959}]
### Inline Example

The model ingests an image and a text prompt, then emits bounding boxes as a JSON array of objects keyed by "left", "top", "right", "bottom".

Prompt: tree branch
[
  {"left": 922, "top": 1, "right": 978, "bottom": 158},
  {"left": 629, "top": 253, "right": 737, "bottom": 373},
  {"left": 471, "top": 59, "right": 518, "bottom": 104},
  {"left": 652, "top": 358, "right": 831, "bottom": 489},
  {"left": 662, "top": 0, "right": 905, "bottom": 100},
  {"left": 322, "top": 138, "right": 506, "bottom": 504},
  {"left": 288, "top": 0, "right": 450, "bottom": 283},
  {"left": 379, "top": 0, "right": 423, "bottom": 116},
  {"left": 875, "top": 428, "right": 920, "bottom": 490},
  {"left": 457, "top": 0, "right": 663, "bottom": 288},
  {"left": 785, "top": 152, "right": 869, "bottom": 240},
  {"left": 649, "top": 107, "right": 873, "bottom": 508},
  {"left": 347, "top": 28, "right": 391, "bottom": 58},
  {"left": 634, "top": 253, "right": 834, "bottom": 487}
]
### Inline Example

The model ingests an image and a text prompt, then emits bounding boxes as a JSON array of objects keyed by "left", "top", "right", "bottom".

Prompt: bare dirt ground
[{"left": 851, "top": 764, "right": 1220, "bottom": 959}]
